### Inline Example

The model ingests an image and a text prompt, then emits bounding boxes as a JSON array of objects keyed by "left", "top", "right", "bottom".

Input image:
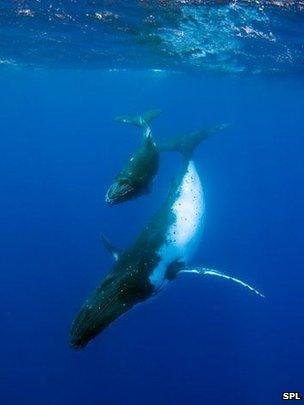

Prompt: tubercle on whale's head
[{"left": 105, "top": 178, "right": 135, "bottom": 205}]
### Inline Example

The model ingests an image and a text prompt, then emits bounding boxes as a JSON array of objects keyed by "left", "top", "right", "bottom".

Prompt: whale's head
[
  {"left": 105, "top": 178, "right": 135, "bottom": 205},
  {"left": 70, "top": 270, "right": 152, "bottom": 348}
]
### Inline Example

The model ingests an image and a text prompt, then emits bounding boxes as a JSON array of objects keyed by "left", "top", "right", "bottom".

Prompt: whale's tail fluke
[
  {"left": 115, "top": 109, "right": 161, "bottom": 128},
  {"left": 115, "top": 109, "right": 161, "bottom": 139},
  {"left": 179, "top": 267, "right": 265, "bottom": 298},
  {"left": 159, "top": 123, "right": 230, "bottom": 159}
]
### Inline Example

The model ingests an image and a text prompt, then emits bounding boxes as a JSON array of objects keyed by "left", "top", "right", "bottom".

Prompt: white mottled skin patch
[{"left": 149, "top": 161, "right": 205, "bottom": 289}]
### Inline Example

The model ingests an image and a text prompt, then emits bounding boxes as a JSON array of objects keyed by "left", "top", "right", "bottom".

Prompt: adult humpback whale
[{"left": 70, "top": 127, "right": 264, "bottom": 348}]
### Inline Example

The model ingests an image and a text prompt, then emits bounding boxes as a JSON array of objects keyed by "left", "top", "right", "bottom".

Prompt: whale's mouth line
[{"left": 105, "top": 190, "right": 115, "bottom": 205}]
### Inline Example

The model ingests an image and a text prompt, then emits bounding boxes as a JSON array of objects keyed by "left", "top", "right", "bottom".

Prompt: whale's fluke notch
[
  {"left": 159, "top": 123, "right": 230, "bottom": 159},
  {"left": 100, "top": 233, "right": 121, "bottom": 262},
  {"left": 179, "top": 267, "right": 265, "bottom": 298},
  {"left": 115, "top": 109, "right": 161, "bottom": 130}
]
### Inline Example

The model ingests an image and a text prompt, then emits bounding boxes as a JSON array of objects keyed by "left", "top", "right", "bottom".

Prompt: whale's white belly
[{"left": 150, "top": 161, "right": 205, "bottom": 289}]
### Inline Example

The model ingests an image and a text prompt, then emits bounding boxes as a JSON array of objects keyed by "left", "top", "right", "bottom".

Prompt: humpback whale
[
  {"left": 70, "top": 126, "right": 264, "bottom": 348},
  {"left": 105, "top": 110, "right": 161, "bottom": 205},
  {"left": 105, "top": 110, "right": 228, "bottom": 205}
]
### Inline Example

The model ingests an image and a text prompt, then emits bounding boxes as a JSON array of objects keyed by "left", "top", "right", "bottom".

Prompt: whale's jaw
[
  {"left": 70, "top": 270, "right": 153, "bottom": 348},
  {"left": 105, "top": 180, "right": 135, "bottom": 205}
]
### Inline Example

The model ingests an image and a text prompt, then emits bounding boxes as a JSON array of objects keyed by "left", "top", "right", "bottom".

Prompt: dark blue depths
[{"left": 0, "top": 70, "right": 303, "bottom": 405}]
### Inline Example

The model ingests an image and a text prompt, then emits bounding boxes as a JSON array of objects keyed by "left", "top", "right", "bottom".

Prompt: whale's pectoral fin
[
  {"left": 100, "top": 233, "right": 121, "bottom": 262},
  {"left": 179, "top": 267, "right": 265, "bottom": 298},
  {"left": 165, "top": 260, "right": 186, "bottom": 281}
]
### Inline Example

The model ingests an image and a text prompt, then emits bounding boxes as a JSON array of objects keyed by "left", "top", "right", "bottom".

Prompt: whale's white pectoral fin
[{"left": 179, "top": 267, "right": 265, "bottom": 298}]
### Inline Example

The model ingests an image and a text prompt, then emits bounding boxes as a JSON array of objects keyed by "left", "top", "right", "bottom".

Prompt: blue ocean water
[{"left": 1, "top": 2, "right": 304, "bottom": 405}]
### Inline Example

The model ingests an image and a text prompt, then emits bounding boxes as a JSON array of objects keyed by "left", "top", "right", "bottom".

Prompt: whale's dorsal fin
[
  {"left": 100, "top": 233, "right": 121, "bottom": 262},
  {"left": 179, "top": 267, "right": 265, "bottom": 298}
]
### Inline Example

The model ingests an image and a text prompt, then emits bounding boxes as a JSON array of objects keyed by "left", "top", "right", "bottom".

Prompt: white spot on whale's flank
[
  {"left": 170, "top": 161, "right": 204, "bottom": 250},
  {"left": 149, "top": 161, "right": 205, "bottom": 289}
]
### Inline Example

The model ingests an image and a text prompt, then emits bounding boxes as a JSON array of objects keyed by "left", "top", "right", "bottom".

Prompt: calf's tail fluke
[
  {"left": 115, "top": 109, "right": 161, "bottom": 128},
  {"left": 159, "top": 123, "right": 230, "bottom": 159}
]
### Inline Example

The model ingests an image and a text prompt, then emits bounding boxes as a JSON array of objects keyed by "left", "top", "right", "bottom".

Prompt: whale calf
[
  {"left": 106, "top": 110, "right": 228, "bottom": 205},
  {"left": 70, "top": 126, "right": 263, "bottom": 348},
  {"left": 105, "top": 110, "right": 161, "bottom": 205}
]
